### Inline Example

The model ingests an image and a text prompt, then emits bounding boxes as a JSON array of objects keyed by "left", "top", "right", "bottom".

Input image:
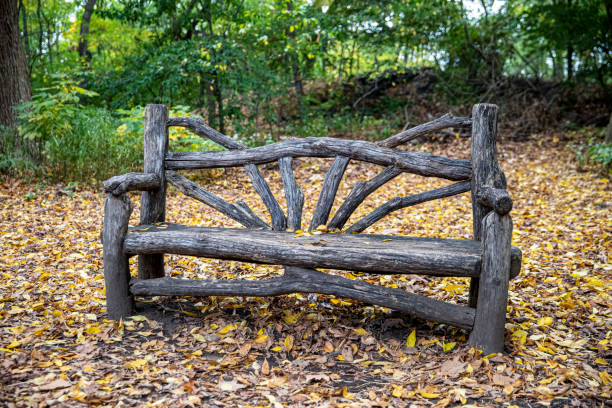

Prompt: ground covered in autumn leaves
[{"left": 0, "top": 134, "right": 610, "bottom": 407}]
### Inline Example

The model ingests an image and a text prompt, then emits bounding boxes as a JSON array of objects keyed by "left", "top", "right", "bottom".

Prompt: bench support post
[
  {"left": 469, "top": 212, "right": 512, "bottom": 354},
  {"left": 139, "top": 104, "right": 169, "bottom": 279},
  {"left": 469, "top": 103, "right": 505, "bottom": 307},
  {"left": 103, "top": 193, "right": 134, "bottom": 319}
]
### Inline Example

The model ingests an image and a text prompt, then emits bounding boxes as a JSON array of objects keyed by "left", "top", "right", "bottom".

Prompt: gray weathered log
[
  {"left": 103, "top": 193, "right": 134, "bottom": 319},
  {"left": 279, "top": 157, "right": 304, "bottom": 230},
  {"left": 328, "top": 166, "right": 402, "bottom": 230},
  {"left": 139, "top": 104, "right": 169, "bottom": 279},
  {"left": 468, "top": 212, "right": 512, "bottom": 354},
  {"left": 244, "top": 164, "right": 286, "bottom": 230},
  {"left": 476, "top": 187, "right": 512, "bottom": 215},
  {"left": 310, "top": 156, "right": 350, "bottom": 231},
  {"left": 123, "top": 223, "right": 522, "bottom": 278},
  {"left": 325, "top": 114, "right": 471, "bottom": 229},
  {"left": 130, "top": 266, "right": 475, "bottom": 330},
  {"left": 377, "top": 113, "right": 472, "bottom": 148},
  {"left": 168, "top": 116, "right": 244, "bottom": 150},
  {"left": 165, "top": 137, "right": 471, "bottom": 181},
  {"left": 346, "top": 181, "right": 471, "bottom": 233},
  {"left": 166, "top": 170, "right": 268, "bottom": 229},
  {"left": 469, "top": 104, "right": 508, "bottom": 307},
  {"left": 168, "top": 115, "right": 285, "bottom": 230},
  {"left": 102, "top": 172, "right": 161, "bottom": 196}
]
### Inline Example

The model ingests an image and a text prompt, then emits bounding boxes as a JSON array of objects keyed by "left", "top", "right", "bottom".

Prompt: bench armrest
[
  {"left": 476, "top": 186, "right": 512, "bottom": 215},
  {"left": 102, "top": 172, "right": 161, "bottom": 196}
]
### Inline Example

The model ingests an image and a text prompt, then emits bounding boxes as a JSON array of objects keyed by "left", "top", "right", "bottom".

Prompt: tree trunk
[
  {"left": 0, "top": 0, "right": 32, "bottom": 126},
  {"left": 566, "top": 0, "right": 573, "bottom": 81},
  {"left": 77, "top": 0, "right": 97, "bottom": 64}
]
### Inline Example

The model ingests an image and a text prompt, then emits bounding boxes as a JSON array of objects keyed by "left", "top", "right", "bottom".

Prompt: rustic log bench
[{"left": 102, "top": 103, "right": 521, "bottom": 353}]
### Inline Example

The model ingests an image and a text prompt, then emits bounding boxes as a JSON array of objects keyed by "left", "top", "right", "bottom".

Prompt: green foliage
[{"left": 573, "top": 127, "right": 612, "bottom": 174}]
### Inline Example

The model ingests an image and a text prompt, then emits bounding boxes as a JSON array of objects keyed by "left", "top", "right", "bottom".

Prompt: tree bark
[
  {"left": 77, "top": 0, "right": 96, "bottom": 64},
  {"left": 0, "top": 0, "right": 32, "bottom": 126}
]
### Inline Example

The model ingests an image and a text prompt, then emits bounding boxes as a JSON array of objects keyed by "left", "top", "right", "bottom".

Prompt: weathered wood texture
[
  {"left": 139, "top": 104, "right": 169, "bottom": 279},
  {"left": 166, "top": 170, "right": 269, "bottom": 229},
  {"left": 469, "top": 103, "right": 511, "bottom": 307},
  {"left": 131, "top": 266, "right": 476, "bottom": 330},
  {"left": 244, "top": 164, "right": 286, "bottom": 230},
  {"left": 168, "top": 116, "right": 285, "bottom": 230},
  {"left": 327, "top": 114, "right": 471, "bottom": 230},
  {"left": 279, "top": 157, "right": 304, "bottom": 230},
  {"left": 165, "top": 137, "right": 471, "bottom": 181},
  {"left": 468, "top": 212, "right": 512, "bottom": 354},
  {"left": 167, "top": 117, "right": 243, "bottom": 150},
  {"left": 328, "top": 166, "right": 402, "bottom": 230},
  {"left": 346, "top": 181, "right": 471, "bottom": 233},
  {"left": 310, "top": 156, "right": 350, "bottom": 231},
  {"left": 103, "top": 194, "right": 134, "bottom": 319},
  {"left": 377, "top": 113, "right": 472, "bottom": 148},
  {"left": 102, "top": 172, "right": 161, "bottom": 196},
  {"left": 476, "top": 187, "right": 512, "bottom": 216},
  {"left": 124, "top": 223, "right": 522, "bottom": 278}
]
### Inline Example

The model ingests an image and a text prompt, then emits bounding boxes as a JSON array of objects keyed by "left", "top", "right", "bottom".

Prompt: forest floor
[{"left": 0, "top": 133, "right": 610, "bottom": 407}]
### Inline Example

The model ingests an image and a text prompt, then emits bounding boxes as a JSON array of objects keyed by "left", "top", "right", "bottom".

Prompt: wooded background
[{"left": 1, "top": 0, "right": 611, "bottom": 180}]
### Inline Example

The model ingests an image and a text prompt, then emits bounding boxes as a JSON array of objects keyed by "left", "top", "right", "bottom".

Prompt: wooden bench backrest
[{"left": 140, "top": 104, "right": 505, "bottom": 239}]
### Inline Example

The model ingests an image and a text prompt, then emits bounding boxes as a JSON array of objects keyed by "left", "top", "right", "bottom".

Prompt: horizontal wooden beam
[
  {"left": 165, "top": 137, "right": 471, "bottom": 181},
  {"left": 102, "top": 173, "right": 161, "bottom": 196},
  {"left": 168, "top": 117, "right": 244, "bottom": 150},
  {"left": 130, "top": 266, "right": 476, "bottom": 330},
  {"left": 124, "top": 223, "right": 488, "bottom": 277}
]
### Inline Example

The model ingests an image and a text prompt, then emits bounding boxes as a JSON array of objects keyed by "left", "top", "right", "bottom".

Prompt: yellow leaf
[
  {"left": 284, "top": 334, "right": 294, "bottom": 352},
  {"left": 512, "top": 329, "right": 528, "bottom": 344},
  {"left": 419, "top": 391, "right": 440, "bottom": 398},
  {"left": 254, "top": 334, "right": 269, "bottom": 343},
  {"left": 353, "top": 328, "right": 367, "bottom": 335},
  {"left": 130, "top": 315, "right": 147, "bottom": 321},
  {"left": 600, "top": 371, "right": 610, "bottom": 385},
  {"left": 192, "top": 333, "right": 206, "bottom": 342},
  {"left": 85, "top": 326, "right": 101, "bottom": 334},
  {"left": 7, "top": 339, "right": 20, "bottom": 349},
  {"left": 271, "top": 346, "right": 282, "bottom": 352},
  {"left": 392, "top": 384, "right": 404, "bottom": 398},
  {"left": 217, "top": 323, "right": 236, "bottom": 335},
  {"left": 595, "top": 358, "right": 608, "bottom": 365},
  {"left": 442, "top": 342, "right": 456, "bottom": 352},
  {"left": 406, "top": 330, "right": 416, "bottom": 348},
  {"left": 538, "top": 317, "right": 553, "bottom": 326},
  {"left": 124, "top": 359, "right": 147, "bottom": 370}
]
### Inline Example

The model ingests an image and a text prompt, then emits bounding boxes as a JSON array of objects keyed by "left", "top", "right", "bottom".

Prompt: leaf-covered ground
[{"left": 0, "top": 135, "right": 610, "bottom": 407}]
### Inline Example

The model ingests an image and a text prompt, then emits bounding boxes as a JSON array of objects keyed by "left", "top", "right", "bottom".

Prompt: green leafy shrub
[{"left": 573, "top": 127, "right": 612, "bottom": 175}]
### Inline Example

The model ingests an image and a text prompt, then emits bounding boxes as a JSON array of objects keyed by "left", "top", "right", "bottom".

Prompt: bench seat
[{"left": 124, "top": 223, "right": 521, "bottom": 279}]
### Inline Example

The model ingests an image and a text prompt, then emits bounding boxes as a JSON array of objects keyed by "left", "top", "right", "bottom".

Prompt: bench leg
[
  {"left": 468, "top": 212, "right": 512, "bottom": 354},
  {"left": 103, "top": 193, "right": 134, "bottom": 320}
]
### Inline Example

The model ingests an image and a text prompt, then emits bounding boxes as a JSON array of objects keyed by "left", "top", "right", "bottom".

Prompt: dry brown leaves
[{"left": 0, "top": 135, "right": 610, "bottom": 407}]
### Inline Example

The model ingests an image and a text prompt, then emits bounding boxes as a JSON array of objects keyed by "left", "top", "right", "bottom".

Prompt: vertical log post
[
  {"left": 139, "top": 104, "right": 169, "bottom": 279},
  {"left": 469, "top": 104, "right": 506, "bottom": 307},
  {"left": 103, "top": 193, "right": 134, "bottom": 319},
  {"left": 468, "top": 212, "right": 512, "bottom": 354}
]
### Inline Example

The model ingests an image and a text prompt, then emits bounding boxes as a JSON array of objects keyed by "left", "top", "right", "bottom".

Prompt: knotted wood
[{"left": 102, "top": 172, "right": 161, "bottom": 196}]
